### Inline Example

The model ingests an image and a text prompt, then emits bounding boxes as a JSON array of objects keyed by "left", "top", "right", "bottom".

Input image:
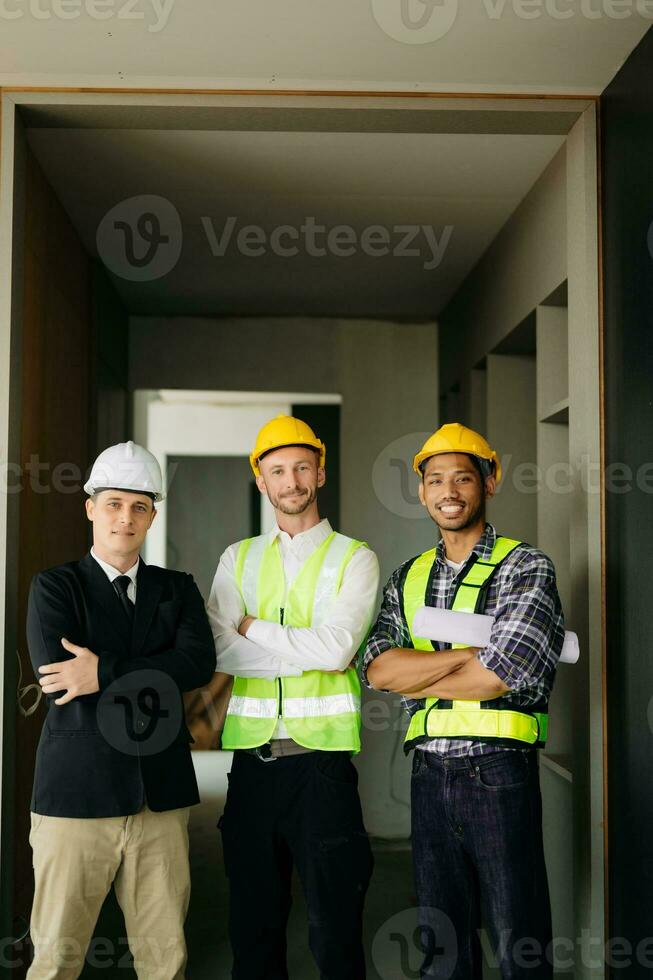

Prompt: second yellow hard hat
[
  {"left": 250, "top": 415, "right": 326, "bottom": 477},
  {"left": 413, "top": 422, "right": 501, "bottom": 483}
]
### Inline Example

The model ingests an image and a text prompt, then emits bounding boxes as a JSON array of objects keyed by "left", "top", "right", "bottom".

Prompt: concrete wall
[
  {"left": 439, "top": 145, "right": 567, "bottom": 395},
  {"left": 130, "top": 315, "right": 438, "bottom": 837},
  {"left": 92, "top": 263, "right": 130, "bottom": 454},
  {"left": 166, "top": 455, "right": 254, "bottom": 599}
]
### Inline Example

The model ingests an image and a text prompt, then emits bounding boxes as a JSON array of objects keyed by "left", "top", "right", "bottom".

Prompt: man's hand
[
  {"left": 38, "top": 638, "right": 100, "bottom": 704},
  {"left": 238, "top": 615, "right": 256, "bottom": 637}
]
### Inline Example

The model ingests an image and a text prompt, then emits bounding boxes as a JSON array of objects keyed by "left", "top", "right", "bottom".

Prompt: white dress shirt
[
  {"left": 207, "top": 519, "right": 380, "bottom": 740},
  {"left": 90, "top": 548, "right": 139, "bottom": 603}
]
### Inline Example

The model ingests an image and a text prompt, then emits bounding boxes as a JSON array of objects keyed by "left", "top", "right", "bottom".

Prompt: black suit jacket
[{"left": 27, "top": 554, "right": 215, "bottom": 817}]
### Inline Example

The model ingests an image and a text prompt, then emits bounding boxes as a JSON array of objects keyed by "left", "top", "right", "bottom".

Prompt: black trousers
[{"left": 219, "top": 750, "right": 374, "bottom": 980}]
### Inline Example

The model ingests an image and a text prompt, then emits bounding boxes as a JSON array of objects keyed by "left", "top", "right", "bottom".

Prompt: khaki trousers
[{"left": 28, "top": 806, "right": 191, "bottom": 980}]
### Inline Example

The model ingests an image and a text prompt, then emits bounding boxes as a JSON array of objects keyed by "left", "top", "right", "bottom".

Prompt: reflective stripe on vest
[
  {"left": 221, "top": 531, "right": 365, "bottom": 753},
  {"left": 402, "top": 536, "right": 549, "bottom": 750}
]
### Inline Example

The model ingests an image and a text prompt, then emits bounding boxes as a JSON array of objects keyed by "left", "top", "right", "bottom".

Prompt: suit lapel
[
  {"left": 78, "top": 553, "right": 133, "bottom": 650},
  {"left": 131, "top": 560, "right": 163, "bottom": 656}
]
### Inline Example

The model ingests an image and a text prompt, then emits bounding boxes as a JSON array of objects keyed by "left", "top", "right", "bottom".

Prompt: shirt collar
[
  {"left": 435, "top": 522, "right": 497, "bottom": 568},
  {"left": 91, "top": 548, "right": 140, "bottom": 584},
  {"left": 268, "top": 518, "right": 332, "bottom": 553}
]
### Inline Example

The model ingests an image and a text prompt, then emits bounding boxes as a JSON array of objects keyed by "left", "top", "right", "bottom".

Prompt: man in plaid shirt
[{"left": 364, "top": 423, "right": 564, "bottom": 980}]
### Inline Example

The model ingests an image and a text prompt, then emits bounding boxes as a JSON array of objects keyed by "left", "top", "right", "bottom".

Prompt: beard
[{"left": 270, "top": 485, "right": 317, "bottom": 515}]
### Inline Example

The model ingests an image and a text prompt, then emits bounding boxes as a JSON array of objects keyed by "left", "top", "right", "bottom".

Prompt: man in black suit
[{"left": 26, "top": 440, "right": 215, "bottom": 980}]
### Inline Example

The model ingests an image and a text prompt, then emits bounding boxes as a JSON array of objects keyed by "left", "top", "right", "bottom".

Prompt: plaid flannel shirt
[{"left": 362, "top": 524, "right": 564, "bottom": 757}]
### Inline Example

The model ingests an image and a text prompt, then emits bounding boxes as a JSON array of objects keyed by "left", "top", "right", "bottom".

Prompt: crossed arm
[
  {"left": 364, "top": 550, "right": 567, "bottom": 701},
  {"left": 366, "top": 646, "right": 510, "bottom": 700},
  {"left": 208, "top": 544, "right": 381, "bottom": 678},
  {"left": 28, "top": 570, "right": 215, "bottom": 704}
]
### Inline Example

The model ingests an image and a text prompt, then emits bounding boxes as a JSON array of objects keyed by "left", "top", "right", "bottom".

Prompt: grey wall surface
[
  {"left": 439, "top": 145, "right": 566, "bottom": 395},
  {"left": 92, "top": 262, "right": 130, "bottom": 458},
  {"left": 166, "top": 455, "right": 254, "bottom": 600},
  {"left": 130, "top": 316, "right": 439, "bottom": 837},
  {"left": 130, "top": 316, "right": 341, "bottom": 393}
]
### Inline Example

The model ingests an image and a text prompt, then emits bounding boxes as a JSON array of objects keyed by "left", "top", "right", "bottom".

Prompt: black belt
[{"left": 240, "top": 741, "right": 315, "bottom": 762}]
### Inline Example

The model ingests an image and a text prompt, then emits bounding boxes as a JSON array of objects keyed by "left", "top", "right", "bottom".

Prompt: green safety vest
[
  {"left": 401, "top": 536, "right": 548, "bottom": 751},
  {"left": 221, "top": 530, "right": 365, "bottom": 753}
]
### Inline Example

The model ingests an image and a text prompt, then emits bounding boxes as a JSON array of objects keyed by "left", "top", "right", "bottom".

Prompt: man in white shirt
[{"left": 207, "top": 414, "right": 379, "bottom": 980}]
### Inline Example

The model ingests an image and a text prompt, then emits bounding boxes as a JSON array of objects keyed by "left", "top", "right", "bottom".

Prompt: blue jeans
[{"left": 411, "top": 749, "right": 552, "bottom": 979}]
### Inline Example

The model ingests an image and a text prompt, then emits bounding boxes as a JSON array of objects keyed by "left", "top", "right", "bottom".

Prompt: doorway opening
[{"left": 0, "top": 89, "right": 602, "bottom": 978}]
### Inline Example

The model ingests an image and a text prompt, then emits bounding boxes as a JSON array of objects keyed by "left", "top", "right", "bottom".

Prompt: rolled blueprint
[{"left": 412, "top": 606, "right": 579, "bottom": 664}]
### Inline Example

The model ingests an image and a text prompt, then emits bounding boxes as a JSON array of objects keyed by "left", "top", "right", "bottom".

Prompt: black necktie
[{"left": 113, "top": 575, "right": 135, "bottom": 628}]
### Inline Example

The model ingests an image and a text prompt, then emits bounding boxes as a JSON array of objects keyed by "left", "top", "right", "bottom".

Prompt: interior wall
[
  {"left": 1, "top": 145, "right": 130, "bottom": 955},
  {"left": 91, "top": 263, "right": 130, "bottom": 454},
  {"left": 12, "top": 146, "right": 94, "bottom": 957},
  {"left": 131, "top": 316, "right": 340, "bottom": 393},
  {"left": 0, "top": 108, "right": 27, "bottom": 953},
  {"left": 439, "top": 145, "right": 566, "bottom": 394},
  {"left": 130, "top": 316, "right": 439, "bottom": 837},
  {"left": 167, "top": 455, "right": 255, "bottom": 600},
  {"left": 602, "top": 27, "right": 653, "bottom": 967}
]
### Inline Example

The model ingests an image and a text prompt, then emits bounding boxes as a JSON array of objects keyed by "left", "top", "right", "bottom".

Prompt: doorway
[{"left": 0, "top": 89, "right": 602, "bottom": 978}]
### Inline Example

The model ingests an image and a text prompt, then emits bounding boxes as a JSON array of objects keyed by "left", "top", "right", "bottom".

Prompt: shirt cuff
[
  {"left": 477, "top": 643, "right": 525, "bottom": 689},
  {"left": 361, "top": 638, "right": 395, "bottom": 689}
]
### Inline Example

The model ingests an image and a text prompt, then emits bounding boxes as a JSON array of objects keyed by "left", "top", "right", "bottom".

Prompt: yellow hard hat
[
  {"left": 413, "top": 422, "right": 501, "bottom": 483},
  {"left": 250, "top": 415, "right": 326, "bottom": 477}
]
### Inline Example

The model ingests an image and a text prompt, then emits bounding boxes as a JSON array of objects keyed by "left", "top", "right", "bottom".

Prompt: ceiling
[
  {"left": 18, "top": 11, "right": 649, "bottom": 320},
  {"left": 1, "top": 4, "right": 650, "bottom": 93},
  {"left": 27, "top": 122, "right": 566, "bottom": 317}
]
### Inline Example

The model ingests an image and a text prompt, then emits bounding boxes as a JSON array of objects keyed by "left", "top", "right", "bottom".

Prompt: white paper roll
[{"left": 412, "top": 606, "right": 579, "bottom": 664}]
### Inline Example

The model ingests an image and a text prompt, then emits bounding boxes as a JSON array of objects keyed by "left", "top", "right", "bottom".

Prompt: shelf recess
[{"left": 539, "top": 397, "right": 569, "bottom": 425}]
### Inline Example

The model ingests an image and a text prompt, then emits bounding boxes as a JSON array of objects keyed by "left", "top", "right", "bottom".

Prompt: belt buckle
[{"left": 254, "top": 743, "right": 277, "bottom": 763}]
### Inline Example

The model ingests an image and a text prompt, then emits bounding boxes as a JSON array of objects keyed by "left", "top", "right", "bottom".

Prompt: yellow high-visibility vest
[
  {"left": 221, "top": 531, "right": 365, "bottom": 753},
  {"left": 401, "top": 537, "right": 548, "bottom": 750}
]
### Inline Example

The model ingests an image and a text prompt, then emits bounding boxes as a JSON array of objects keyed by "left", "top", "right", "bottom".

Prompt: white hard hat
[{"left": 84, "top": 441, "right": 165, "bottom": 502}]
